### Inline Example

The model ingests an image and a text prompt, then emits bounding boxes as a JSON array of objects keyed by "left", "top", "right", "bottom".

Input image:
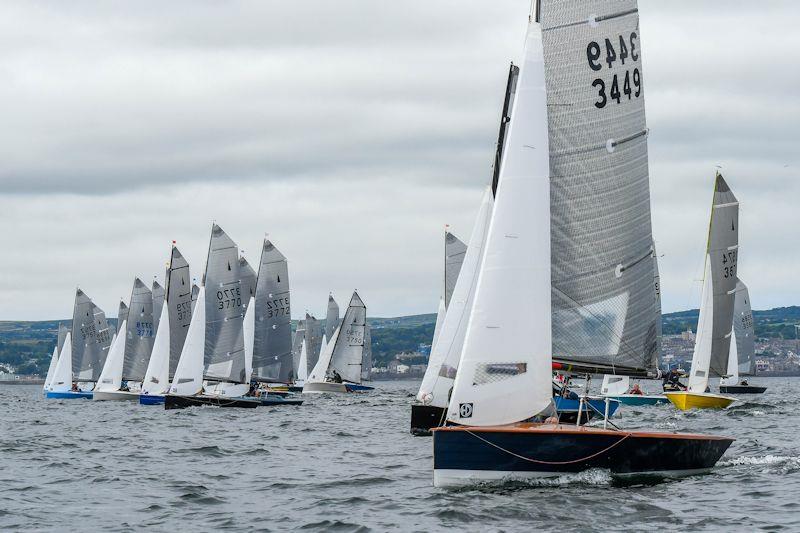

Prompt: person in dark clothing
[
  {"left": 663, "top": 370, "right": 686, "bottom": 391},
  {"left": 331, "top": 370, "right": 342, "bottom": 383}
]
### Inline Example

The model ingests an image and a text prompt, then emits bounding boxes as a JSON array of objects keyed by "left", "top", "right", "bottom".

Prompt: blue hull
[
  {"left": 608, "top": 395, "right": 668, "bottom": 406},
  {"left": 345, "top": 384, "right": 374, "bottom": 392},
  {"left": 260, "top": 396, "right": 304, "bottom": 406},
  {"left": 139, "top": 394, "right": 165, "bottom": 405},
  {"left": 554, "top": 396, "right": 619, "bottom": 417},
  {"left": 45, "top": 391, "right": 93, "bottom": 400}
]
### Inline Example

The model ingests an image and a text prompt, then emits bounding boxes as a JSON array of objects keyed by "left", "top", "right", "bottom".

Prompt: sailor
[
  {"left": 740, "top": 379, "right": 749, "bottom": 386},
  {"left": 70, "top": 382, "right": 80, "bottom": 392},
  {"left": 629, "top": 383, "right": 644, "bottom": 396},
  {"left": 331, "top": 370, "right": 342, "bottom": 383}
]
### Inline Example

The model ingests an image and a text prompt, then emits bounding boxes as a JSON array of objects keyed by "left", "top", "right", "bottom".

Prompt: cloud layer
[{"left": 0, "top": 1, "right": 797, "bottom": 320}]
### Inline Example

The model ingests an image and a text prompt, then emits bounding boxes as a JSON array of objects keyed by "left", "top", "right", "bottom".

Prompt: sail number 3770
[{"left": 587, "top": 33, "right": 641, "bottom": 109}]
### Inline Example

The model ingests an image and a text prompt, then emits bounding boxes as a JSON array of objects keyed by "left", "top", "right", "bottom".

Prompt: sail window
[{"left": 473, "top": 363, "right": 527, "bottom": 386}]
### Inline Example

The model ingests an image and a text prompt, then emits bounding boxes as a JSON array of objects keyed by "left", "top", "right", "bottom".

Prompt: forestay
[
  {"left": 204, "top": 224, "right": 247, "bottom": 383},
  {"left": 253, "top": 240, "right": 292, "bottom": 381},
  {"left": 688, "top": 174, "right": 739, "bottom": 393}
]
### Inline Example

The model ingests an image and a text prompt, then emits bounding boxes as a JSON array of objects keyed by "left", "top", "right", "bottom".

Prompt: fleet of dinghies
[{"left": 43, "top": 223, "right": 373, "bottom": 408}]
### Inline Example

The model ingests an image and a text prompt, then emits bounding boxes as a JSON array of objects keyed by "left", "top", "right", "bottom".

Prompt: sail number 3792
[{"left": 587, "top": 33, "right": 641, "bottom": 109}]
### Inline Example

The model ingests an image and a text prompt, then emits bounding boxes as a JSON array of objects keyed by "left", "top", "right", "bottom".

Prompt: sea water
[{"left": 1, "top": 378, "right": 799, "bottom": 531}]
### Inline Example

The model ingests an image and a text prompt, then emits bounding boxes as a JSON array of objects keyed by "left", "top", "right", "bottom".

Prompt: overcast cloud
[{"left": 0, "top": 1, "right": 797, "bottom": 321}]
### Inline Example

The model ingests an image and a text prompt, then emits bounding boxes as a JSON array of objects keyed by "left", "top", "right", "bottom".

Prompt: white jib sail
[
  {"left": 418, "top": 187, "right": 493, "bottom": 407},
  {"left": 306, "top": 324, "right": 340, "bottom": 384},
  {"left": 49, "top": 332, "right": 73, "bottom": 392},
  {"left": 297, "top": 339, "right": 308, "bottom": 382},
  {"left": 688, "top": 255, "right": 715, "bottom": 392},
  {"left": 720, "top": 328, "right": 739, "bottom": 387},
  {"left": 446, "top": 21, "right": 553, "bottom": 426},
  {"left": 44, "top": 345, "right": 59, "bottom": 391},
  {"left": 430, "top": 297, "right": 446, "bottom": 352},
  {"left": 142, "top": 304, "right": 171, "bottom": 395},
  {"left": 95, "top": 320, "right": 127, "bottom": 392},
  {"left": 170, "top": 286, "right": 206, "bottom": 396},
  {"left": 601, "top": 375, "right": 630, "bottom": 396}
]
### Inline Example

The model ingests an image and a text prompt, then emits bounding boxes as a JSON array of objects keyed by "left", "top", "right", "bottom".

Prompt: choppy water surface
[{"left": 1, "top": 378, "right": 799, "bottom": 531}]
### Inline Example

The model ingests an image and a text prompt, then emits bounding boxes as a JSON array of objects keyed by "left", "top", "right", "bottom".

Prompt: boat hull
[
  {"left": 164, "top": 395, "right": 260, "bottom": 410},
  {"left": 411, "top": 404, "right": 447, "bottom": 436},
  {"left": 345, "top": 383, "right": 374, "bottom": 392},
  {"left": 553, "top": 396, "right": 619, "bottom": 424},
  {"left": 719, "top": 385, "right": 767, "bottom": 394},
  {"left": 92, "top": 390, "right": 139, "bottom": 402},
  {"left": 664, "top": 391, "right": 736, "bottom": 410},
  {"left": 45, "top": 391, "right": 93, "bottom": 400},
  {"left": 139, "top": 394, "right": 166, "bottom": 405},
  {"left": 432, "top": 424, "right": 734, "bottom": 488},
  {"left": 606, "top": 394, "right": 668, "bottom": 406},
  {"left": 259, "top": 396, "right": 304, "bottom": 407},
  {"left": 302, "top": 382, "right": 373, "bottom": 394}
]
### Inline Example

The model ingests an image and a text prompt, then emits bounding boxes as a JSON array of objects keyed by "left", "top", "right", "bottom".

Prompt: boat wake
[{"left": 719, "top": 454, "right": 800, "bottom": 473}]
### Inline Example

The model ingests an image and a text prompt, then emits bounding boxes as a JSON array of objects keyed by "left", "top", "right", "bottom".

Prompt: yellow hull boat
[{"left": 664, "top": 391, "right": 736, "bottom": 411}]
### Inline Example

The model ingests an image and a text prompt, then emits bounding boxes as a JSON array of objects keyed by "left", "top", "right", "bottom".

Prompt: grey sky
[{"left": 0, "top": 1, "right": 797, "bottom": 321}]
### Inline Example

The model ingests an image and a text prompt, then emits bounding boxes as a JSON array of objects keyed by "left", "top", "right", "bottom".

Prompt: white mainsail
[
  {"left": 446, "top": 21, "right": 552, "bottom": 426},
  {"left": 417, "top": 187, "right": 493, "bottom": 407},
  {"left": 687, "top": 174, "right": 739, "bottom": 393}
]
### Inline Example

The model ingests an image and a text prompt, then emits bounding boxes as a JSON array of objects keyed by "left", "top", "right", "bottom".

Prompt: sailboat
[
  {"left": 303, "top": 292, "right": 373, "bottom": 393},
  {"left": 140, "top": 245, "right": 194, "bottom": 405},
  {"left": 43, "top": 324, "right": 69, "bottom": 394},
  {"left": 94, "top": 278, "right": 155, "bottom": 401},
  {"left": 165, "top": 224, "right": 260, "bottom": 409},
  {"left": 412, "top": 192, "right": 493, "bottom": 435},
  {"left": 412, "top": 61, "right": 521, "bottom": 434},
  {"left": 46, "top": 289, "right": 113, "bottom": 399},
  {"left": 719, "top": 279, "right": 766, "bottom": 394},
  {"left": 432, "top": 2, "right": 733, "bottom": 487},
  {"left": 249, "top": 239, "right": 303, "bottom": 406},
  {"left": 665, "top": 174, "right": 738, "bottom": 410}
]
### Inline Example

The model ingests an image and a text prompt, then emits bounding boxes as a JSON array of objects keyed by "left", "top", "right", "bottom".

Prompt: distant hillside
[{"left": 2, "top": 306, "right": 799, "bottom": 376}]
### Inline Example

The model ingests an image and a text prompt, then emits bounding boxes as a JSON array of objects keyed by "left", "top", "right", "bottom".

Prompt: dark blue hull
[
  {"left": 259, "top": 395, "right": 303, "bottom": 406},
  {"left": 139, "top": 394, "right": 165, "bottom": 405},
  {"left": 432, "top": 424, "right": 734, "bottom": 487}
]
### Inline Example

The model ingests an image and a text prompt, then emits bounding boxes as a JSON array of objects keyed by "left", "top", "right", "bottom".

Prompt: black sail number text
[
  {"left": 587, "top": 32, "right": 642, "bottom": 109},
  {"left": 217, "top": 287, "right": 242, "bottom": 310}
]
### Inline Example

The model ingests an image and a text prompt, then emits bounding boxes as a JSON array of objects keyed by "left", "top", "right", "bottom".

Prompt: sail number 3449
[{"left": 587, "top": 33, "right": 641, "bottom": 109}]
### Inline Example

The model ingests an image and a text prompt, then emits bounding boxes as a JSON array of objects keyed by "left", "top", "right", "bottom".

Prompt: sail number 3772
[{"left": 587, "top": 33, "right": 641, "bottom": 109}]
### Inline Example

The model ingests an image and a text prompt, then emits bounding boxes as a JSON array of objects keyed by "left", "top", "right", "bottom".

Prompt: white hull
[
  {"left": 92, "top": 390, "right": 140, "bottom": 401},
  {"left": 433, "top": 467, "right": 713, "bottom": 488},
  {"left": 302, "top": 382, "right": 348, "bottom": 394}
]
